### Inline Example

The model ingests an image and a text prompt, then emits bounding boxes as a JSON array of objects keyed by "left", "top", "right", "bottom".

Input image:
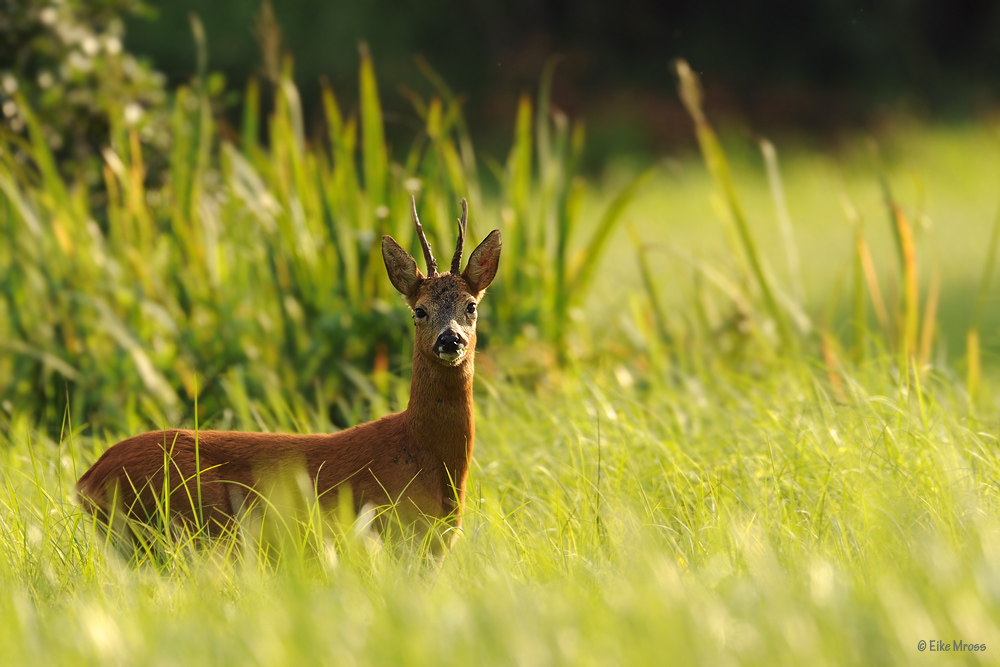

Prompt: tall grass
[
  {"left": 3, "top": 28, "right": 1000, "bottom": 664},
  {"left": 0, "top": 45, "right": 648, "bottom": 433},
  {"left": 630, "top": 61, "right": 984, "bottom": 405},
  {"left": 2, "top": 348, "right": 1000, "bottom": 664}
]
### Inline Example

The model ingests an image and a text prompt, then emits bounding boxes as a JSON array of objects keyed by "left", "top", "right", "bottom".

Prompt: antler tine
[
  {"left": 410, "top": 195, "right": 437, "bottom": 277},
  {"left": 451, "top": 198, "right": 468, "bottom": 275}
]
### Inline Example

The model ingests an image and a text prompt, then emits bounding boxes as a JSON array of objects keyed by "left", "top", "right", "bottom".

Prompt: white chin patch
[{"left": 437, "top": 349, "right": 466, "bottom": 364}]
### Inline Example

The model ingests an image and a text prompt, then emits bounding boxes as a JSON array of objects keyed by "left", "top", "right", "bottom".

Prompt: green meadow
[{"left": 3, "top": 43, "right": 1000, "bottom": 664}]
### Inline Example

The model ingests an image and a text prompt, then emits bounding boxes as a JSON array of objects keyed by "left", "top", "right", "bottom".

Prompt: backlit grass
[
  {"left": 3, "top": 39, "right": 1000, "bottom": 665},
  {"left": 2, "top": 356, "right": 1000, "bottom": 664}
]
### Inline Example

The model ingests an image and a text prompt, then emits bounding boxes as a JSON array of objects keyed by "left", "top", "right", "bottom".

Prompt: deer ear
[
  {"left": 382, "top": 235, "right": 424, "bottom": 299},
  {"left": 462, "top": 230, "right": 501, "bottom": 294}
]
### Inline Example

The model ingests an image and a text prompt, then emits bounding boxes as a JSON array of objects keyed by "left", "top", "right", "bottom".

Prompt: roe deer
[{"left": 77, "top": 197, "right": 501, "bottom": 552}]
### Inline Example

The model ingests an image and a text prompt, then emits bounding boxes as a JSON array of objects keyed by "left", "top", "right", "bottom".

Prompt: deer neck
[{"left": 405, "top": 349, "right": 476, "bottom": 477}]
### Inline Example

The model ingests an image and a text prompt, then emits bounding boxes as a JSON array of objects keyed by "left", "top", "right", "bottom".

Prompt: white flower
[
  {"left": 67, "top": 51, "right": 92, "bottom": 73},
  {"left": 124, "top": 103, "right": 143, "bottom": 126},
  {"left": 81, "top": 36, "right": 100, "bottom": 56}
]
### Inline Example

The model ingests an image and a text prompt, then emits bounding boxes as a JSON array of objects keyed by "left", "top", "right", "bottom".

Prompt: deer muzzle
[{"left": 434, "top": 330, "right": 468, "bottom": 363}]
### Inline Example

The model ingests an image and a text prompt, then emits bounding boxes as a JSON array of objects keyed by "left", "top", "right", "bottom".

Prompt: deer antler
[
  {"left": 410, "top": 195, "right": 437, "bottom": 277},
  {"left": 451, "top": 199, "right": 468, "bottom": 275}
]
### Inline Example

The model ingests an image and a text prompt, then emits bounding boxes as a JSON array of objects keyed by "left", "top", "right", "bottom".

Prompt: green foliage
[
  {"left": 0, "top": 0, "right": 170, "bottom": 183},
  {"left": 629, "top": 62, "right": 994, "bottom": 409},
  {"left": 0, "top": 44, "right": 647, "bottom": 432},
  {"left": 484, "top": 66, "right": 653, "bottom": 360}
]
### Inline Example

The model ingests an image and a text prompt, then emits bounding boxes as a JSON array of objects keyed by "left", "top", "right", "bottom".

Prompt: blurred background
[
  {"left": 123, "top": 0, "right": 1000, "bottom": 158},
  {"left": 6, "top": 0, "right": 1000, "bottom": 178}
]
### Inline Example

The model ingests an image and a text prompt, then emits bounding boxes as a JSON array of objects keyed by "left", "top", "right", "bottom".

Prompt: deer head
[{"left": 382, "top": 197, "right": 501, "bottom": 367}]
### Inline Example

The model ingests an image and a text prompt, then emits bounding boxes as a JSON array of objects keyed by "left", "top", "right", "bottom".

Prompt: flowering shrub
[{"left": 0, "top": 0, "right": 169, "bottom": 182}]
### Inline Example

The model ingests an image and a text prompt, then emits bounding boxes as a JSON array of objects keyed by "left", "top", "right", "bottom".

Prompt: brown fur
[{"left": 77, "top": 212, "right": 501, "bottom": 552}]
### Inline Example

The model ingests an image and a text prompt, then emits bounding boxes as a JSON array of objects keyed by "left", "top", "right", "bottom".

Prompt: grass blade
[
  {"left": 676, "top": 61, "right": 792, "bottom": 350},
  {"left": 918, "top": 264, "right": 940, "bottom": 368},
  {"left": 569, "top": 167, "right": 654, "bottom": 303},
  {"left": 359, "top": 43, "right": 387, "bottom": 209},
  {"left": 629, "top": 225, "right": 671, "bottom": 344},
  {"left": 760, "top": 139, "right": 803, "bottom": 303},
  {"left": 892, "top": 204, "right": 920, "bottom": 359}
]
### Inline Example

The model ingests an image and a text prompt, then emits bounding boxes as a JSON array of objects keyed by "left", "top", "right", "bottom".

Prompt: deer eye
[
  {"left": 466, "top": 302, "right": 477, "bottom": 315},
  {"left": 414, "top": 307, "right": 427, "bottom": 320}
]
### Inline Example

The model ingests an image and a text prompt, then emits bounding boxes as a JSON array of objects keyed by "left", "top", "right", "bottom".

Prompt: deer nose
[{"left": 434, "top": 330, "right": 466, "bottom": 355}]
